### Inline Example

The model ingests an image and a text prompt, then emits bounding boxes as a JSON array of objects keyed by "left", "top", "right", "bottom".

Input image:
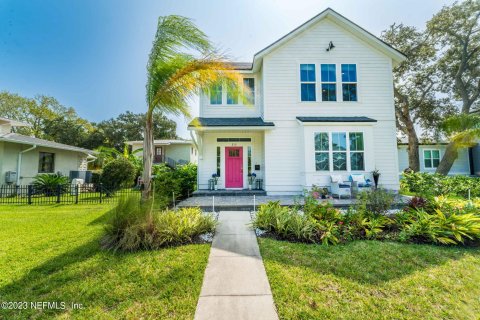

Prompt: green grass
[
  {"left": 0, "top": 205, "right": 210, "bottom": 319},
  {"left": 259, "top": 238, "right": 480, "bottom": 320}
]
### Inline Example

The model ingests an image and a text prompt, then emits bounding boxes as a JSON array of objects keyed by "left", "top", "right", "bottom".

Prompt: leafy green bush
[
  {"left": 356, "top": 188, "right": 395, "bottom": 216},
  {"left": 102, "top": 196, "right": 216, "bottom": 251},
  {"left": 396, "top": 208, "right": 480, "bottom": 245},
  {"left": 152, "top": 163, "right": 198, "bottom": 209},
  {"left": 101, "top": 158, "right": 136, "bottom": 192},
  {"left": 32, "top": 173, "right": 69, "bottom": 196},
  {"left": 252, "top": 201, "right": 317, "bottom": 243},
  {"left": 401, "top": 171, "right": 480, "bottom": 198},
  {"left": 342, "top": 207, "right": 392, "bottom": 240}
]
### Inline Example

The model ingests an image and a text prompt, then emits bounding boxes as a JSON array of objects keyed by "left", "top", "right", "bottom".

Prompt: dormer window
[
  {"left": 321, "top": 64, "right": 336, "bottom": 101},
  {"left": 341, "top": 64, "right": 357, "bottom": 102},
  {"left": 300, "top": 64, "right": 316, "bottom": 101}
]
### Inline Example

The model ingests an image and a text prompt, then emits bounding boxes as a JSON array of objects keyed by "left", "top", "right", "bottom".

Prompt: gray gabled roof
[
  {"left": 225, "top": 62, "right": 253, "bottom": 70},
  {"left": 0, "top": 133, "right": 95, "bottom": 154},
  {"left": 296, "top": 116, "right": 377, "bottom": 123},
  {"left": 188, "top": 117, "right": 275, "bottom": 127}
]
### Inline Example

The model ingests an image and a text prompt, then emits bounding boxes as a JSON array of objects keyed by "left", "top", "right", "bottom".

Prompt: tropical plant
[
  {"left": 102, "top": 195, "right": 216, "bottom": 251},
  {"left": 142, "top": 15, "right": 245, "bottom": 199},
  {"left": 32, "top": 173, "right": 69, "bottom": 196},
  {"left": 397, "top": 208, "right": 480, "bottom": 245}
]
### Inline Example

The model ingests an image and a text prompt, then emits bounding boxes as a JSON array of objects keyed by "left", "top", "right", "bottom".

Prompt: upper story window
[
  {"left": 300, "top": 64, "right": 316, "bottom": 101},
  {"left": 39, "top": 152, "right": 55, "bottom": 173},
  {"left": 321, "top": 64, "right": 336, "bottom": 101},
  {"left": 210, "top": 84, "right": 222, "bottom": 104},
  {"left": 424, "top": 149, "right": 440, "bottom": 168},
  {"left": 243, "top": 78, "right": 255, "bottom": 105},
  {"left": 227, "top": 81, "right": 239, "bottom": 105},
  {"left": 341, "top": 64, "right": 357, "bottom": 102}
]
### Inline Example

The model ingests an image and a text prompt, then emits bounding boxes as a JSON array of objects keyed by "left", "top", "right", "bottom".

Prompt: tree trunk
[
  {"left": 406, "top": 122, "right": 420, "bottom": 172},
  {"left": 142, "top": 110, "right": 154, "bottom": 200},
  {"left": 435, "top": 142, "right": 458, "bottom": 175}
]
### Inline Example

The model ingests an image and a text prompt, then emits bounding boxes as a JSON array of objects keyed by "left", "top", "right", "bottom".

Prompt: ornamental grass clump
[{"left": 102, "top": 195, "right": 216, "bottom": 251}]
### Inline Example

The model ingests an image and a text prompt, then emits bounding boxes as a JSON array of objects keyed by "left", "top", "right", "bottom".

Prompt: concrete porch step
[{"left": 192, "top": 189, "right": 267, "bottom": 197}]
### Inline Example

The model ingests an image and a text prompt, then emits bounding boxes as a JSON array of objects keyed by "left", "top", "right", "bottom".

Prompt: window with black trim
[{"left": 39, "top": 152, "right": 55, "bottom": 173}]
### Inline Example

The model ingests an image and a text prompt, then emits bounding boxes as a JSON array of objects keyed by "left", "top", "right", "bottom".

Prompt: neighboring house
[
  {"left": 188, "top": 8, "right": 406, "bottom": 195},
  {"left": 0, "top": 118, "right": 95, "bottom": 185},
  {"left": 397, "top": 143, "right": 474, "bottom": 176},
  {"left": 127, "top": 139, "right": 197, "bottom": 167}
]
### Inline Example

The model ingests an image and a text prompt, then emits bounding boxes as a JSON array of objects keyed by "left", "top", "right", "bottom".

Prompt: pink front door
[{"left": 225, "top": 147, "right": 243, "bottom": 188}]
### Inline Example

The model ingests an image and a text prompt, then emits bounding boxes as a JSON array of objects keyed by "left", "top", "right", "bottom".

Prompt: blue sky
[{"left": 0, "top": 0, "right": 455, "bottom": 138}]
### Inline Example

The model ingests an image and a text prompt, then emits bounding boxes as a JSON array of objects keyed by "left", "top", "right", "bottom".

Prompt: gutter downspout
[{"left": 17, "top": 145, "right": 37, "bottom": 185}]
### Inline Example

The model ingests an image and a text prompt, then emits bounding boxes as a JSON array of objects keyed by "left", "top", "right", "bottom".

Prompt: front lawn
[
  {"left": 0, "top": 205, "right": 210, "bottom": 319},
  {"left": 259, "top": 238, "right": 480, "bottom": 320}
]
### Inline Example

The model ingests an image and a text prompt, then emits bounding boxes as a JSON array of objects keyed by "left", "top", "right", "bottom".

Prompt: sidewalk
[{"left": 194, "top": 211, "right": 278, "bottom": 320}]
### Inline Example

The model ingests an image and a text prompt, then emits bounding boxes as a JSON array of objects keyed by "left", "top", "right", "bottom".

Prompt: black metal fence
[{"left": 0, "top": 184, "right": 141, "bottom": 205}]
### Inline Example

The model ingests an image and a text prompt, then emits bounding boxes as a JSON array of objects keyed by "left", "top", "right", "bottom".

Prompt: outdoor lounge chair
[
  {"left": 330, "top": 175, "right": 351, "bottom": 199},
  {"left": 349, "top": 174, "right": 373, "bottom": 193}
]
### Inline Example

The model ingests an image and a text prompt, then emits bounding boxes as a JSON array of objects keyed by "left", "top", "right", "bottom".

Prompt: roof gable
[{"left": 252, "top": 8, "right": 406, "bottom": 71}]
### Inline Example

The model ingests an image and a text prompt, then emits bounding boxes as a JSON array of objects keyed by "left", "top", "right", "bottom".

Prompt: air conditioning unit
[{"left": 5, "top": 171, "right": 17, "bottom": 184}]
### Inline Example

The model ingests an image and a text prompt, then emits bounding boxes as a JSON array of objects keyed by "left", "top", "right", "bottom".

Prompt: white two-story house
[{"left": 188, "top": 8, "right": 406, "bottom": 195}]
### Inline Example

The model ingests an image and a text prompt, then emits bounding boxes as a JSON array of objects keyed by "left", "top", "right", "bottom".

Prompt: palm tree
[
  {"left": 143, "top": 15, "right": 243, "bottom": 199},
  {"left": 437, "top": 114, "right": 480, "bottom": 172}
]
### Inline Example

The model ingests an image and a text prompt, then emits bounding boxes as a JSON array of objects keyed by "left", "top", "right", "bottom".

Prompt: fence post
[
  {"left": 56, "top": 184, "right": 61, "bottom": 203},
  {"left": 99, "top": 183, "right": 103, "bottom": 204},
  {"left": 75, "top": 184, "right": 79, "bottom": 204},
  {"left": 28, "top": 185, "right": 33, "bottom": 205}
]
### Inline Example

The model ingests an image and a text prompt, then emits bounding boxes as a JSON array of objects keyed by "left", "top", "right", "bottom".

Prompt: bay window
[{"left": 314, "top": 132, "right": 365, "bottom": 171}]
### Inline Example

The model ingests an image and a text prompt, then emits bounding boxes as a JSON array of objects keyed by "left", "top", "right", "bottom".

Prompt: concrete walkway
[{"left": 194, "top": 211, "right": 278, "bottom": 320}]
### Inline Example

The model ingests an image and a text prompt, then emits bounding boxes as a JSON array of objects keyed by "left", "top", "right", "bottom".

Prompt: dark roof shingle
[
  {"left": 296, "top": 116, "right": 377, "bottom": 123},
  {"left": 188, "top": 117, "right": 274, "bottom": 127}
]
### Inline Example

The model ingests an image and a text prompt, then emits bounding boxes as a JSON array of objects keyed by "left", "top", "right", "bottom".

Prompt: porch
[{"left": 176, "top": 194, "right": 410, "bottom": 212}]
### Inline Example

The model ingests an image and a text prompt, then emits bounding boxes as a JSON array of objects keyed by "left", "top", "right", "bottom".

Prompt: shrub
[
  {"left": 152, "top": 163, "right": 198, "bottom": 209},
  {"left": 101, "top": 158, "right": 136, "bottom": 192},
  {"left": 356, "top": 188, "right": 395, "bottom": 216},
  {"left": 400, "top": 171, "right": 480, "bottom": 198},
  {"left": 342, "top": 207, "right": 392, "bottom": 240},
  {"left": 102, "top": 195, "right": 216, "bottom": 251},
  {"left": 252, "top": 201, "right": 317, "bottom": 242},
  {"left": 304, "top": 195, "right": 341, "bottom": 222},
  {"left": 397, "top": 208, "right": 480, "bottom": 245},
  {"left": 32, "top": 173, "right": 69, "bottom": 196}
]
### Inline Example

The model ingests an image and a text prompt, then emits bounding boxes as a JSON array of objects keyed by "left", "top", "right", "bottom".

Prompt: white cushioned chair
[
  {"left": 349, "top": 174, "right": 373, "bottom": 192},
  {"left": 330, "top": 175, "right": 351, "bottom": 199}
]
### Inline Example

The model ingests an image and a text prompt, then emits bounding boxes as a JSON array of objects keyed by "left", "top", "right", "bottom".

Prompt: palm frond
[{"left": 442, "top": 114, "right": 480, "bottom": 148}]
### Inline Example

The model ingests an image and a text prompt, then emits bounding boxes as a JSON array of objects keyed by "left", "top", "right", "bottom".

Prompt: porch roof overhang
[
  {"left": 296, "top": 116, "right": 377, "bottom": 124},
  {"left": 188, "top": 117, "right": 275, "bottom": 131}
]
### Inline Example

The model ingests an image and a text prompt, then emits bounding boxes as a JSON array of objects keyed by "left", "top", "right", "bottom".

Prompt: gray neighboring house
[
  {"left": 0, "top": 118, "right": 96, "bottom": 185},
  {"left": 397, "top": 142, "right": 480, "bottom": 176},
  {"left": 127, "top": 139, "right": 197, "bottom": 167}
]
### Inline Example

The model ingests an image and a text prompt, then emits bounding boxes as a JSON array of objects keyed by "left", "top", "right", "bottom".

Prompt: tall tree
[
  {"left": 96, "top": 111, "right": 177, "bottom": 151},
  {"left": 427, "top": 0, "right": 480, "bottom": 174},
  {"left": 381, "top": 24, "right": 452, "bottom": 171},
  {"left": 143, "top": 15, "right": 243, "bottom": 199}
]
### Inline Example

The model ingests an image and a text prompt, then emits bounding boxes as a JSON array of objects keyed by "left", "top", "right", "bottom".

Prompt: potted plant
[
  {"left": 212, "top": 173, "right": 219, "bottom": 190},
  {"left": 372, "top": 169, "right": 380, "bottom": 189},
  {"left": 248, "top": 172, "right": 256, "bottom": 190}
]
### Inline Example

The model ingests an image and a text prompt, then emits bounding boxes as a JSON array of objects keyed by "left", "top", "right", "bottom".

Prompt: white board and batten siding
[
  {"left": 398, "top": 145, "right": 471, "bottom": 175},
  {"left": 262, "top": 18, "right": 400, "bottom": 193}
]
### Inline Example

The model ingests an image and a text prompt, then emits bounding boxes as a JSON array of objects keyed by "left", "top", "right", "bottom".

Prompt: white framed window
[
  {"left": 424, "top": 149, "right": 440, "bottom": 168},
  {"left": 341, "top": 64, "right": 357, "bottom": 102},
  {"left": 226, "top": 80, "right": 239, "bottom": 105},
  {"left": 321, "top": 64, "right": 336, "bottom": 101},
  {"left": 300, "top": 64, "right": 316, "bottom": 102},
  {"left": 243, "top": 78, "right": 255, "bottom": 105},
  {"left": 314, "top": 132, "right": 365, "bottom": 171},
  {"left": 210, "top": 84, "right": 222, "bottom": 104}
]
